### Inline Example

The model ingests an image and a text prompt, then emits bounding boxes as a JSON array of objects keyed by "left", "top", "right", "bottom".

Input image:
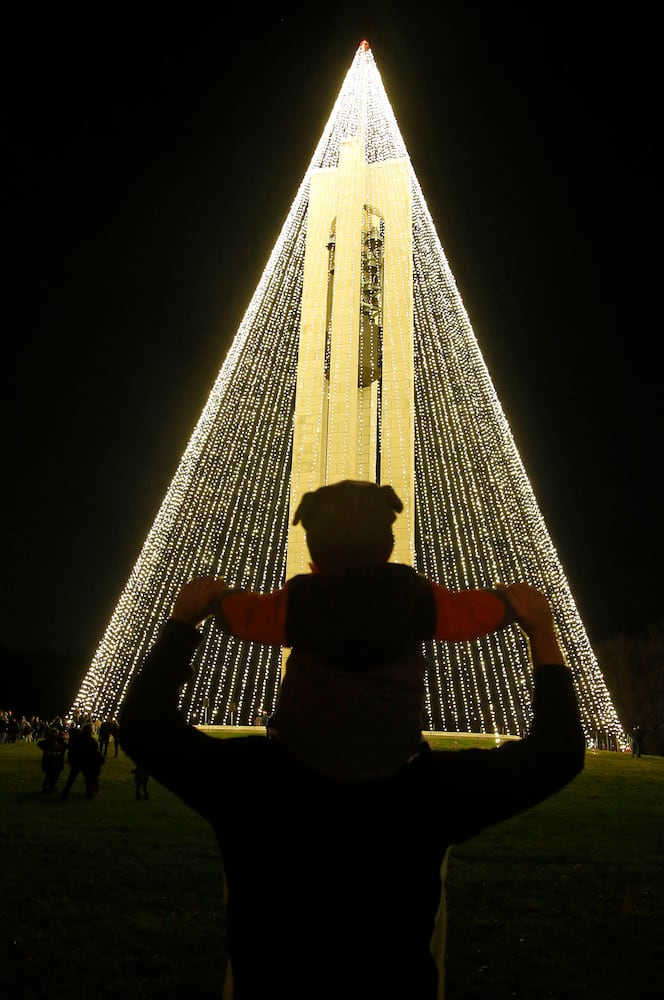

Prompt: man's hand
[
  {"left": 171, "top": 577, "right": 231, "bottom": 628},
  {"left": 496, "top": 582, "right": 564, "bottom": 666}
]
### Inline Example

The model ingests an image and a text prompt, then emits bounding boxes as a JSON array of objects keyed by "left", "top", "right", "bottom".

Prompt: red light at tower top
[{"left": 359, "top": 40, "right": 370, "bottom": 51}]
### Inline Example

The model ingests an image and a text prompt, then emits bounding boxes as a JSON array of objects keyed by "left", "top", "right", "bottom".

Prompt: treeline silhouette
[{"left": 597, "top": 617, "right": 664, "bottom": 755}]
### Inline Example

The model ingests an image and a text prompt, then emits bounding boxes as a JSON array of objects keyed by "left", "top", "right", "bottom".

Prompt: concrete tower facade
[{"left": 286, "top": 138, "right": 414, "bottom": 578}]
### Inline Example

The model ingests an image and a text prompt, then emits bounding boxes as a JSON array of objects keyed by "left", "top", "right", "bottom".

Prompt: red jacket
[{"left": 215, "top": 563, "right": 513, "bottom": 779}]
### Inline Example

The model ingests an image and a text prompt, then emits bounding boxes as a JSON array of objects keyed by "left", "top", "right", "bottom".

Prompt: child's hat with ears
[{"left": 293, "top": 480, "right": 403, "bottom": 570}]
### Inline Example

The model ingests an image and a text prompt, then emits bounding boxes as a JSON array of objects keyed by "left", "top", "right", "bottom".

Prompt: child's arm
[
  {"left": 171, "top": 577, "right": 289, "bottom": 645},
  {"left": 429, "top": 581, "right": 516, "bottom": 642}
]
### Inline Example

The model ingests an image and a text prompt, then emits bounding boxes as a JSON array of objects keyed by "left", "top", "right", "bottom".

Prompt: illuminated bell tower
[
  {"left": 286, "top": 133, "right": 414, "bottom": 578},
  {"left": 70, "top": 39, "right": 626, "bottom": 749}
]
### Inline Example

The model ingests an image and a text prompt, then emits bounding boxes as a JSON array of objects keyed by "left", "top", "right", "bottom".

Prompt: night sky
[{"left": 5, "top": 8, "right": 660, "bottom": 697}]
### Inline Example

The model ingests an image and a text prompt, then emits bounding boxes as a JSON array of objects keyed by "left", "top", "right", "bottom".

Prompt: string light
[{"left": 71, "top": 42, "right": 626, "bottom": 749}]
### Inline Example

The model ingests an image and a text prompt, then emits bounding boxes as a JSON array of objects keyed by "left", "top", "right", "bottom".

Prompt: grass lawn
[{"left": 1, "top": 736, "right": 662, "bottom": 999}]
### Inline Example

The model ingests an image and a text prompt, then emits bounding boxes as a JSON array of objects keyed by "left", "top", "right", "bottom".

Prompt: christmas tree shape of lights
[{"left": 73, "top": 41, "right": 625, "bottom": 748}]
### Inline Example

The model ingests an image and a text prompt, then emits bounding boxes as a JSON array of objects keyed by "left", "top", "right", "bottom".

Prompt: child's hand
[
  {"left": 495, "top": 583, "right": 553, "bottom": 634},
  {"left": 496, "top": 583, "right": 563, "bottom": 666},
  {"left": 171, "top": 577, "right": 230, "bottom": 627}
]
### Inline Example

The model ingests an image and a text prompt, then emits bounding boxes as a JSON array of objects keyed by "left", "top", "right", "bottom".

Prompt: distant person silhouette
[
  {"left": 37, "top": 727, "right": 67, "bottom": 793},
  {"left": 131, "top": 764, "right": 150, "bottom": 799},
  {"left": 631, "top": 724, "right": 643, "bottom": 757},
  {"left": 98, "top": 719, "right": 113, "bottom": 756},
  {"left": 60, "top": 723, "right": 105, "bottom": 800}
]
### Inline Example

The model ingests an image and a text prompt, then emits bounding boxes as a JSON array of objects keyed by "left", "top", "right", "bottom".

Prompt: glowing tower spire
[{"left": 72, "top": 41, "right": 625, "bottom": 747}]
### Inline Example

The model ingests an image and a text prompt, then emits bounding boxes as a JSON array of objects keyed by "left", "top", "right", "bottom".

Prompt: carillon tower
[
  {"left": 286, "top": 130, "right": 414, "bottom": 577},
  {"left": 71, "top": 41, "right": 626, "bottom": 749}
]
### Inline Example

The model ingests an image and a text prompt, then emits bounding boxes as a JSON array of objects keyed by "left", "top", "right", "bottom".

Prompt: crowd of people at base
[
  {"left": 0, "top": 709, "right": 120, "bottom": 749},
  {"left": 0, "top": 709, "right": 58, "bottom": 744},
  {"left": 0, "top": 708, "right": 122, "bottom": 798}
]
